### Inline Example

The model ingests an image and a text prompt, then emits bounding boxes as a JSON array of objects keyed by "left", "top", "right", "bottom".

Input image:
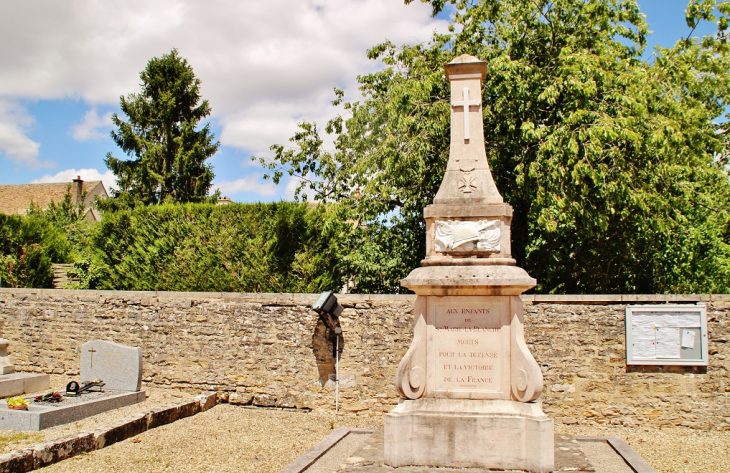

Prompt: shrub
[{"left": 0, "top": 214, "right": 71, "bottom": 288}]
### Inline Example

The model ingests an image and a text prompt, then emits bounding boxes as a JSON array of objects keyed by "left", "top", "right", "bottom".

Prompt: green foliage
[
  {"left": 105, "top": 49, "right": 219, "bottom": 208},
  {"left": 259, "top": 0, "right": 730, "bottom": 294},
  {"left": 26, "top": 186, "right": 88, "bottom": 228},
  {"left": 87, "top": 202, "right": 348, "bottom": 293},
  {"left": 0, "top": 214, "right": 71, "bottom": 288},
  {"left": 25, "top": 189, "right": 101, "bottom": 289}
]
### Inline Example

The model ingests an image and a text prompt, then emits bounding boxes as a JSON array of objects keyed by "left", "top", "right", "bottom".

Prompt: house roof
[{"left": 0, "top": 181, "right": 105, "bottom": 216}]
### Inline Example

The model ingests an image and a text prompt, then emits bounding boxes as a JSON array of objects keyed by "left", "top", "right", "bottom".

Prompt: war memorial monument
[{"left": 383, "top": 54, "right": 554, "bottom": 472}]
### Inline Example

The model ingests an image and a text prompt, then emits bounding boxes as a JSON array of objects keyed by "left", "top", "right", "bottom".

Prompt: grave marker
[{"left": 80, "top": 340, "right": 142, "bottom": 392}]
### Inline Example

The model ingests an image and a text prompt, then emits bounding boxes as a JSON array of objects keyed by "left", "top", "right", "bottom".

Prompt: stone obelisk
[{"left": 383, "top": 55, "right": 554, "bottom": 472}]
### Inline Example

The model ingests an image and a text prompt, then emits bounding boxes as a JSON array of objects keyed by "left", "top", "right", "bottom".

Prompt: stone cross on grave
[
  {"left": 87, "top": 348, "right": 97, "bottom": 368},
  {"left": 451, "top": 86, "right": 481, "bottom": 141}
]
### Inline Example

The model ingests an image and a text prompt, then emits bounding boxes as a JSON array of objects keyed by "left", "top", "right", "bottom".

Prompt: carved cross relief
[
  {"left": 458, "top": 174, "right": 477, "bottom": 193},
  {"left": 451, "top": 86, "right": 481, "bottom": 142}
]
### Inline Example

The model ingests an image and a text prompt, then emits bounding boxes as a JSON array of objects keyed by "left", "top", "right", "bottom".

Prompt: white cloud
[
  {"left": 0, "top": 100, "right": 51, "bottom": 169},
  {"left": 0, "top": 0, "right": 447, "bottom": 199},
  {"left": 71, "top": 108, "right": 113, "bottom": 141},
  {"left": 214, "top": 175, "right": 278, "bottom": 198},
  {"left": 32, "top": 168, "right": 117, "bottom": 192},
  {"left": 0, "top": 0, "right": 445, "bottom": 152}
]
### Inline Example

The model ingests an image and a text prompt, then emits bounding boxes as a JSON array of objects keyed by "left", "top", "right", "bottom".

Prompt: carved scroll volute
[
  {"left": 510, "top": 296, "right": 543, "bottom": 402},
  {"left": 395, "top": 296, "right": 427, "bottom": 399}
]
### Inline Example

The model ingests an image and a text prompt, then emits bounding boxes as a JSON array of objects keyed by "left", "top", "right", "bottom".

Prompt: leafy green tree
[
  {"left": 259, "top": 0, "right": 730, "bottom": 294},
  {"left": 105, "top": 49, "right": 219, "bottom": 207}
]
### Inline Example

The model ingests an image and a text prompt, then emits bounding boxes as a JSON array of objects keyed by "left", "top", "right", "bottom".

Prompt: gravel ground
[
  {"left": 31, "top": 403, "right": 730, "bottom": 473},
  {"left": 0, "top": 381, "right": 724, "bottom": 473},
  {"left": 555, "top": 424, "right": 730, "bottom": 473},
  {"left": 40, "top": 405, "right": 382, "bottom": 473},
  {"left": 0, "top": 375, "right": 196, "bottom": 455}
]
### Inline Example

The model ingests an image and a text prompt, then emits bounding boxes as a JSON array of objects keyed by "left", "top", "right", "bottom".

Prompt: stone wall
[{"left": 0, "top": 289, "right": 728, "bottom": 430}]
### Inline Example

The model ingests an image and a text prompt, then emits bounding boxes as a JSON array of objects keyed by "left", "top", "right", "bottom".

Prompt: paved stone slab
[
  {"left": 0, "top": 390, "right": 145, "bottom": 431},
  {"left": 283, "top": 429, "right": 655, "bottom": 473},
  {"left": 80, "top": 340, "right": 142, "bottom": 392}
]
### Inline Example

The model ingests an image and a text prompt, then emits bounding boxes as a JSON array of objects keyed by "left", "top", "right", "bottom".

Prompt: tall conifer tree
[{"left": 105, "top": 49, "right": 219, "bottom": 207}]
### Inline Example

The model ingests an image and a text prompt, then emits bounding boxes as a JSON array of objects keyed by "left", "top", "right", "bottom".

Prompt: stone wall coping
[{"left": 0, "top": 288, "right": 726, "bottom": 304}]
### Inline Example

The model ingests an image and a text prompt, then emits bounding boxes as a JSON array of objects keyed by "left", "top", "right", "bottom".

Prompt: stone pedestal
[
  {"left": 385, "top": 289, "right": 554, "bottom": 472},
  {"left": 383, "top": 55, "right": 554, "bottom": 472},
  {"left": 0, "top": 372, "right": 50, "bottom": 398},
  {"left": 385, "top": 398, "right": 553, "bottom": 471}
]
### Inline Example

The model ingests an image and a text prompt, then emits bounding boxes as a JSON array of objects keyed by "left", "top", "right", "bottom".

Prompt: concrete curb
[
  {"left": 0, "top": 392, "right": 216, "bottom": 472},
  {"left": 575, "top": 435, "right": 658, "bottom": 473},
  {"left": 279, "top": 427, "right": 375, "bottom": 473}
]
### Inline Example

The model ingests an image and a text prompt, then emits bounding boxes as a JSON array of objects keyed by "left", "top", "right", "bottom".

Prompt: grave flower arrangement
[
  {"left": 35, "top": 392, "right": 63, "bottom": 403},
  {"left": 6, "top": 396, "right": 29, "bottom": 410}
]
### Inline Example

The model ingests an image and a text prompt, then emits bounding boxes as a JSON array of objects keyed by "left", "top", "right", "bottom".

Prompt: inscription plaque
[{"left": 434, "top": 302, "right": 503, "bottom": 393}]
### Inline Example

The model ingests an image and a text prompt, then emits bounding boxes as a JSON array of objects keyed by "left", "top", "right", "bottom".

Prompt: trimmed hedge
[{"left": 88, "top": 202, "right": 348, "bottom": 293}]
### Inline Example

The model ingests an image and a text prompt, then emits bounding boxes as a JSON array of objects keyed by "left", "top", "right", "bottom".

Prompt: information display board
[{"left": 625, "top": 305, "right": 708, "bottom": 366}]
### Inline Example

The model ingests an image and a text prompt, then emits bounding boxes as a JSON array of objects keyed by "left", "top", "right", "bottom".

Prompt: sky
[{"left": 0, "top": 1, "right": 719, "bottom": 203}]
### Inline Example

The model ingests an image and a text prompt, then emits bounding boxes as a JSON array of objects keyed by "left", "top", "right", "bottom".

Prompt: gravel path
[{"left": 31, "top": 404, "right": 730, "bottom": 473}]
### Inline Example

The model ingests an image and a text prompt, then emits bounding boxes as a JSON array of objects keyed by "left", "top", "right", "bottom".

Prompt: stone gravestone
[
  {"left": 80, "top": 340, "right": 142, "bottom": 392},
  {"left": 384, "top": 55, "right": 554, "bottom": 472}
]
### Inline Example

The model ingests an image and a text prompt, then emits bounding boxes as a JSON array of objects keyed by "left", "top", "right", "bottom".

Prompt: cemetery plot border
[{"left": 0, "top": 392, "right": 216, "bottom": 472}]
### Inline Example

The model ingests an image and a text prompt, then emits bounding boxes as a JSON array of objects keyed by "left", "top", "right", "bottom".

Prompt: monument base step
[
  {"left": 384, "top": 398, "right": 554, "bottom": 473},
  {"left": 0, "top": 373, "right": 50, "bottom": 398}
]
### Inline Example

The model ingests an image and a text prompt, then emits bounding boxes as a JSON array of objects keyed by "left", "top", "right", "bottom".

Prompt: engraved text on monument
[{"left": 435, "top": 305, "right": 502, "bottom": 392}]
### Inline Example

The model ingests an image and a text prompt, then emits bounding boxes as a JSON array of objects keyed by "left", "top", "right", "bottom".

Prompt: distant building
[
  {"left": 0, "top": 176, "right": 108, "bottom": 222},
  {"left": 216, "top": 196, "right": 233, "bottom": 205}
]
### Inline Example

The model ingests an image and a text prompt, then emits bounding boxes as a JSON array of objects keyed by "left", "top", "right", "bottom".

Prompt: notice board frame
[{"left": 625, "top": 304, "right": 708, "bottom": 366}]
